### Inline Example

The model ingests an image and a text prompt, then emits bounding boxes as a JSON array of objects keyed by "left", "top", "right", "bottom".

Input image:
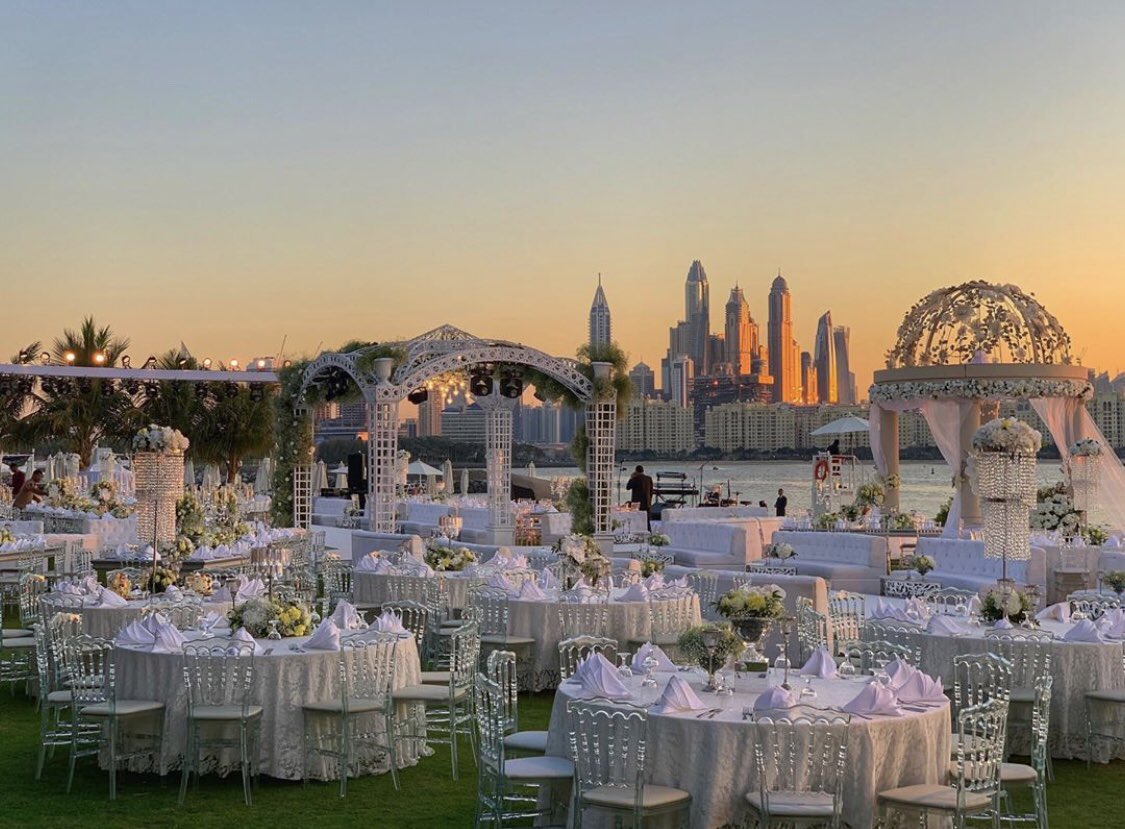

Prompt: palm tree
[
  {"left": 0, "top": 342, "right": 41, "bottom": 447},
  {"left": 194, "top": 384, "right": 275, "bottom": 483}
]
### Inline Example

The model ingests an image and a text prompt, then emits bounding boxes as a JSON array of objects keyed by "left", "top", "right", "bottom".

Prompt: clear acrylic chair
[
  {"left": 688, "top": 572, "right": 720, "bottom": 620},
  {"left": 487, "top": 650, "right": 548, "bottom": 755},
  {"left": 840, "top": 639, "right": 919, "bottom": 676},
  {"left": 18, "top": 572, "right": 47, "bottom": 634},
  {"left": 141, "top": 600, "right": 203, "bottom": 631},
  {"left": 796, "top": 599, "right": 828, "bottom": 662},
  {"left": 637, "top": 594, "right": 696, "bottom": 659},
  {"left": 746, "top": 706, "right": 851, "bottom": 828},
  {"left": 63, "top": 635, "right": 165, "bottom": 800},
  {"left": 321, "top": 560, "right": 354, "bottom": 613},
  {"left": 0, "top": 601, "right": 36, "bottom": 694},
  {"left": 952, "top": 652, "right": 1013, "bottom": 715},
  {"left": 1068, "top": 594, "right": 1120, "bottom": 620},
  {"left": 179, "top": 641, "right": 263, "bottom": 805},
  {"left": 474, "top": 674, "right": 573, "bottom": 827},
  {"left": 558, "top": 601, "right": 610, "bottom": 639},
  {"left": 472, "top": 586, "right": 535, "bottom": 669},
  {"left": 997, "top": 674, "right": 1052, "bottom": 829},
  {"left": 503, "top": 569, "right": 539, "bottom": 591},
  {"left": 393, "top": 619, "right": 480, "bottom": 779},
  {"left": 1085, "top": 642, "right": 1125, "bottom": 766},
  {"left": 32, "top": 614, "right": 81, "bottom": 780},
  {"left": 302, "top": 633, "right": 400, "bottom": 796},
  {"left": 558, "top": 636, "right": 619, "bottom": 681},
  {"left": 827, "top": 593, "right": 866, "bottom": 655},
  {"left": 924, "top": 586, "right": 979, "bottom": 616},
  {"left": 879, "top": 698, "right": 1008, "bottom": 829},
  {"left": 566, "top": 699, "right": 690, "bottom": 828},
  {"left": 984, "top": 629, "right": 1054, "bottom": 773},
  {"left": 380, "top": 600, "right": 429, "bottom": 657}
]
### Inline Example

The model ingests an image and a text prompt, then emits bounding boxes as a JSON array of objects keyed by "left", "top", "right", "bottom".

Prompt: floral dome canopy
[{"left": 885, "top": 281, "right": 1072, "bottom": 369}]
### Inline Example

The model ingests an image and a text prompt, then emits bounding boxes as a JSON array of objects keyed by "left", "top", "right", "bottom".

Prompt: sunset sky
[{"left": 4, "top": 3, "right": 1125, "bottom": 390}]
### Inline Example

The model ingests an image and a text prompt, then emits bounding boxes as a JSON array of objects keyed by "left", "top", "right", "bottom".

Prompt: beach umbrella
[
  {"left": 313, "top": 460, "right": 328, "bottom": 493},
  {"left": 406, "top": 460, "right": 443, "bottom": 478},
  {"left": 460, "top": 468, "right": 469, "bottom": 495},
  {"left": 45, "top": 454, "right": 56, "bottom": 481},
  {"left": 527, "top": 461, "right": 537, "bottom": 477},
  {"left": 810, "top": 416, "right": 870, "bottom": 436},
  {"left": 426, "top": 472, "right": 438, "bottom": 495},
  {"left": 203, "top": 464, "right": 222, "bottom": 488},
  {"left": 330, "top": 463, "right": 349, "bottom": 489},
  {"left": 442, "top": 459, "right": 454, "bottom": 487},
  {"left": 183, "top": 457, "right": 195, "bottom": 487},
  {"left": 254, "top": 459, "right": 271, "bottom": 493}
]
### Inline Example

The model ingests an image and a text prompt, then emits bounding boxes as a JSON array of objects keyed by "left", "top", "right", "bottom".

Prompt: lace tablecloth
[
  {"left": 509, "top": 590, "right": 701, "bottom": 691},
  {"left": 41, "top": 596, "right": 230, "bottom": 639},
  {"left": 545, "top": 672, "right": 950, "bottom": 829},
  {"left": 111, "top": 632, "right": 423, "bottom": 780},
  {"left": 353, "top": 571, "right": 474, "bottom": 610}
]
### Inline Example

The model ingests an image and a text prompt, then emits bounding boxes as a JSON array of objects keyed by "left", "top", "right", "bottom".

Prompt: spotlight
[
  {"left": 470, "top": 370, "right": 493, "bottom": 397},
  {"left": 202, "top": 358, "right": 212, "bottom": 369},
  {"left": 256, "top": 359, "right": 266, "bottom": 370},
  {"left": 282, "top": 360, "right": 292, "bottom": 368},
  {"left": 64, "top": 351, "right": 76, "bottom": 363},
  {"left": 93, "top": 352, "right": 106, "bottom": 365},
  {"left": 121, "top": 355, "right": 131, "bottom": 368},
  {"left": 177, "top": 357, "right": 188, "bottom": 368},
  {"left": 145, "top": 356, "right": 157, "bottom": 368},
  {"left": 499, "top": 373, "right": 523, "bottom": 399},
  {"left": 230, "top": 359, "right": 240, "bottom": 370},
  {"left": 40, "top": 352, "right": 51, "bottom": 365},
  {"left": 17, "top": 351, "right": 28, "bottom": 364},
  {"left": 407, "top": 387, "right": 429, "bottom": 405}
]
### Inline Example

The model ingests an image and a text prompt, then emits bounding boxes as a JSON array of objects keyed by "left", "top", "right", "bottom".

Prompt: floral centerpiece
[
  {"left": 1084, "top": 525, "right": 1109, "bottom": 547},
  {"left": 972, "top": 417, "right": 1042, "bottom": 454},
  {"left": 764, "top": 542, "right": 796, "bottom": 559},
  {"left": 108, "top": 571, "right": 133, "bottom": 598},
  {"left": 1103, "top": 571, "right": 1125, "bottom": 595},
  {"left": 636, "top": 556, "right": 665, "bottom": 578},
  {"left": 913, "top": 555, "right": 936, "bottom": 577},
  {"left": 132, "top": 424, "right": 190, "bottom": 453},
  {"left": 184, "top": 571, "right": 214, "bottom": 596},
  {"left": 854, "top": 480, "right": 885, "bottom": 509},
  {"left": 176, "top": 492, "right": 206, "bottom": 538},
  {"left": 648, "top": 532, "right": 670, "bottom": 547},
  {"left": 980, "top": 587, "right": 1035, "bottom": 623},
  {"left": 0, "top": 526, "right": 14, "bottom": 545},
  {"left": 716, "top": 583, "right": 786, "bottom": 655},
  {"left": 146, "top": 564, "right": 180, "bottom": 594},
  {"left": 1030, "top": 487, "right": 1081, "bottom": 536},
  {"left": 228, "top": 596, "right": 312, "bottom": 638},
  {"left": 554, "top": 533, "right": 611, "bottom": 586},
  {"left": 883, "top": 511, "right": 915, "bottom": 531},
  {"left": 424, "top": 543, "right": 477, "bottom": 572},
  {"left": 813, "top": 512, "right": 840, "bottom": 530},
  {"left": 677, "top": 622, "right": 745, "bottom": 675},
  {"left": 1069, "top": 438, "right": 1102, "bottom": 458}
]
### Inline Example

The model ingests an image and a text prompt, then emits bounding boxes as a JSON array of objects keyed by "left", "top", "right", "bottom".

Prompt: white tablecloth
[
  {"left": 354, "top": 571, "right": 474, "bottom": 610},
  {"left": 545, "top": 672, "right": 950, "bottom": 828},
  {"left": 41, "top": 596, "right": 230, "bottom": 639},
  {"left": 111, "top": 631, "right": 423, "bottom": 780},
  {"left": 509, "top": 590, "right": 701, "bottom": 691}
]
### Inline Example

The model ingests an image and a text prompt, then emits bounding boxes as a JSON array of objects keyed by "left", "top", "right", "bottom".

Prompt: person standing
[
  {"left": 8, "top": 461, "right": 25, "bottom": 498},
  {"left": 774, "top": 487, "right": 788, "bottom": 518},
  {"left": 625, "top": 465, "right": 655, "bottom": 530}
]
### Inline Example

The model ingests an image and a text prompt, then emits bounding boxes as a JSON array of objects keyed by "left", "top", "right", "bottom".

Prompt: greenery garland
[{"left": 270, "top": 360, "right": 315, "bottom": 526}]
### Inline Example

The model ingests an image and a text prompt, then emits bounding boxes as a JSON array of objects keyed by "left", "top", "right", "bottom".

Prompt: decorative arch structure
[{"left": 294, "top": 325, "right": 615, "bottom": 542}]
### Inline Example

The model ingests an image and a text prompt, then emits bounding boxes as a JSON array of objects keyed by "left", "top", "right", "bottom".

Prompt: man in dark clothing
[
  {"left": 625, "top": 465, "right": 655, "bottom": 529},
  {"left": 8, "top": 462, "right": 25, "bottom": 497},
  {"left": 826, "top": 439, "right": 841, "bottom": 456},
  {"left": 774, "top": 487, "right": 788, "bottom": 517}
]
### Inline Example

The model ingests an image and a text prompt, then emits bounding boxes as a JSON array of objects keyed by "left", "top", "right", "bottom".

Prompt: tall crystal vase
[
  {"left": 134, "top": 451, "right": 185, "bottom": 547},
  {"left": 973, "top": 451, "right": 1036, "bottom": 580}
]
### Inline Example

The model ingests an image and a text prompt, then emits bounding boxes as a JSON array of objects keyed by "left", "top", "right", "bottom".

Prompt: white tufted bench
[
  {"left": 917, "top": 536, "right": 1046, "bottom": 593},
  {"left": 770, "top": 530, "right": 888, "bottom": 594}
]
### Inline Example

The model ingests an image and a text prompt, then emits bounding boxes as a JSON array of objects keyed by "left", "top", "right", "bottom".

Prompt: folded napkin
[
  {"left": 905, "top": 597, "right": 930, "bottom": 619},
  {"left": 643, "top": 573, "right": 665, "bottom": 589},
  {"left": 967, "top": 596, "right": 982, "bottom": 615},
  {"left": 227, "top": 626, "right": 264, "bottom": 655},
  {"left": 200, "top": 611, "right": 225, "bottom": 633},
  {"left": 539, "top": 568, "right": 560, "bottom": 590},
  {"left": 516, "top": 580, "right": 546, "bottom": 601},
  {"left": 573, "top": 652, "right": 633, "bottom": 700},
  {"left": 927, "top": 615, "right": 970, "bottom": 636},
  {"left": 114, "top": 619, "right": 156, "bottom": 648},
  {"left": 370, "top": 610, "right": 408, "bottom": 635},
  {"left": 631, "top": 642, "right": 678, "bottom": 673},
  {"left": 211, "top": 586, "right": 233, "bottom": 604},
  {"left": 487, "top": 573, "right": 513, "bottom": 592},
  {"left": 80, "top": 575, "right": 100, "bottom": 594},
  {"left": 1064, "top": 619, "right": 1105, "bottom": 643},
  {"left": 667, "top": 576, "right": 689, "bottom": 589},
  {"left": 305, "top": 619, "right": 342, "bottom": 651},
  {"left": 57, "top": 582, "right": 83, "bottom": 596},
  {"left": 235, "top": 577, "right": 266, "bottom": 602},
  {"left": 150, "top": 620, "right": 186, "bottom": 654},
  {"left": 754, "top": 685, "right": 798, "bottom": 712},
  {"left": 800, "top": 646, "right": 838, "bottom": 678},
  {"left": 329, "top": 600, "right": 365, "bottom": 631},
  {"left": 616, "top": 583, "right": 650, "bottom": 603},
  {"left": 884, "top": 658, "right": 917, "bottom": 690},
  {"left": 1036, "top": 602, "right": 1071, "bottom": 624},
  {"left": 842, "top": 682, "right": 902, "bottom": 716},
  {"left": 1096, "top": 608, "right": 1125, "bottom": 639},
  {"left": 896, "top": 671, "right": 946, "bottom": 705},
  {"left": 869, "top": 597, "right": 914, "bottom": 623},
  {"left": 654, "top": 675, "right": 707, "bottom": 713},
  {"left": 96, "top": 587, "right": 129, "bottom": 608},
  {"left": 354, "top": 553, "right": 386, "bottom": 573},
  {"left": 993, "top": 618, "right": 1014, "bottom": 630}
]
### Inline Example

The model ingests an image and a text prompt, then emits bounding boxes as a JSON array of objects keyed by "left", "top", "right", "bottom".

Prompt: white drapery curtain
[{"left": 1030, "top": 397, "right": 1125, "bottom": 532}]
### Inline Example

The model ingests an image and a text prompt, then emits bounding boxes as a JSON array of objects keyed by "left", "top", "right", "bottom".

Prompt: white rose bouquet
[
  {"left": 971, "top": 417, "right": 1042, "bottom": 455},
  {"left": 132, "top": 424, "right": 190, "bottom": 453},
  {"left": 1068, "top": 438, "right": 1102, "bottom": 458}
]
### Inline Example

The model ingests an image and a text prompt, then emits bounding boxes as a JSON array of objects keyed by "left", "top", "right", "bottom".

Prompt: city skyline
[{"left": 4, "top": 5, "right": 1125, "bottom": 387}]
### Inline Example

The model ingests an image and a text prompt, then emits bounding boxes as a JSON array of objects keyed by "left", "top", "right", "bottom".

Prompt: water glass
[
  {"left": 838, "top": 659, "right": 857, "bottom": 681},
  {"left": 799, "top": 676, "right": 818, "bottom": 701}
]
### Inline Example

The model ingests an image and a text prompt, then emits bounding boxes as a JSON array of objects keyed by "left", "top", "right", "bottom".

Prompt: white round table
[
  {"left": 111, "top": 630, "right": 423, "bottom": 780},
  {"left": 545, "top": 671, "right": 950, "bottom": 829},
  {"left": 41, "top": 594, "right": 229, "bottom": 639}
]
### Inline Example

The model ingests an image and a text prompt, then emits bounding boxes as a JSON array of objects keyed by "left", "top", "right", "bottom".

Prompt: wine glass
[
  {"left": 799, "top": 676, "right": 818, "bottom": 701},
  {"left": 266, "top": 619, "right": 282, "bottom": 641},
  {"left": 772, "top": 645, "right": 790, "bottom": 688},
  {"left": 838, "top": 658, "right": 857, "bottom": 681},
  {"left": 617, "top": 653, "right": 634, "bottom": 681},
  {"left": 873, "top": 656, "right": 891, "bottom": 686},
  {"left": 641, "top": 652, "right": 659, "bottom": 688}
]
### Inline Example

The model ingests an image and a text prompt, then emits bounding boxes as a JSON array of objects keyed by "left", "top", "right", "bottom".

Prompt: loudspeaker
[{"left": 347, "top": 452, "right": 365, "bottom": 493}]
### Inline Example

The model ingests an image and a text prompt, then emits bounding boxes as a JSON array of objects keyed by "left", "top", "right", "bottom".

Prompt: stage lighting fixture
[
  {"left": 499, "top": 373, "right": 523, "bottom": 399},
  {"left": 470, "top": 371, "right": 493, "bottom": 397},
  {"left": 407, "top": 387, "right": 429, "bottom": 405}
]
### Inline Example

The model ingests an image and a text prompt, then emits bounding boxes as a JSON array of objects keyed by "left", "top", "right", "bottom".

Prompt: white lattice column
[
  {"left": 369, "top": 358, "right": 401, "bottom": 534},
  {"left": 480, "top": 393, "right": 515, "bottom": 545},
  {"left": 586, "top": 362, "right": 617, "bottom": 547},
  {"left": 292, "top": 463, "right": 312, "bottom": 529}
]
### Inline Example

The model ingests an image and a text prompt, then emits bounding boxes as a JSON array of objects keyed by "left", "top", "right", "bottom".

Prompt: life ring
[{"left": 813, "top": 459, "right": 830, "bottom": 482}]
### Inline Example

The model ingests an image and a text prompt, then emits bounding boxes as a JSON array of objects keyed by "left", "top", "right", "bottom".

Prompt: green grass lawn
[{"left": 1, "top": 687, "right": 1124, "bottom": 828}]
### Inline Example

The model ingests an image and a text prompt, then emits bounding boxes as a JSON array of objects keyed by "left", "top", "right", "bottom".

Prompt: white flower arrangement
[
  {"left": 424, "top": 543, "right": 476, "bottom": 572},
  {"left": 980, "top": 587, "right": 1034, "bottom": 623},
  {"left": 971, "top": 417, "right": 1042, "bottom": 455},
  {"left": 854, "top": 480, "right": 885, "bottom": 508},
  {"left": 913, "top": 555, "right": 936, "bottom": 576},
  {"left": 765, "top": 542, "right": 796, "bottom": 559},
  {"left": 554, "top": 533, "right": 611, "bottom": 584},
  {"left": 132, "top": 424, "right": 190, "bottom": 453},
  {"left": 648, "top": 532, "right": 671, "bottom": 547},
  {"left": 1030, "top": 491, "right": 1081, "bottom": 533},
  {"left": 870, "top": 377, "right": 1092, "bottom": 404},
  {"left": 1068, "top": 438, "right": 1102, "bottom": 458}
]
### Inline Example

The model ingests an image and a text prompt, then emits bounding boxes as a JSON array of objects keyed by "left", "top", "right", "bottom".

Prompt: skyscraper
[
  {"left": 724, "top": 285, "right": 756, "bottom": 375},
  {"left": 767, "top": 272, "right": 799, "bottom": 403},
  {"left": 588, "top": 274, "right": 611, "bottom": 347},
  {"left": 628, "top": 362, "right": 656, "bottom": 399},
  {"left": 814, "top": 311, "right": 838, "bottom": 404},
  {"left": 669, "top": 355, "right": 694, "bottom": 409},
  {"left": 683, "top": 260, "right": 710, "bottom": 373},
  {"left": 833, "top": 325, "right": 857, "bottom": 405},
  {"left": 800, "top": 351, "right": 818, "bottom": 404}
]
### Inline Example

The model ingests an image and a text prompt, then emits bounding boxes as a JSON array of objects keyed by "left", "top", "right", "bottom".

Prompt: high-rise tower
[
  {"left": 814, "top": 311, "right": 838, "bottom": 404},
  {"left": 588, "top": 274, "right": 611, "bottom": 347},
  {"left": 833, "top": 325, "right": 856, "bottom": 405},
  {"left": 724, "top": 285, "right": 756, "bottom": 375},
  {"left": 683, "top": 260, "right": 710, "bottom": 373},
  {"left": 768, "top": 272, "right": 798, "bottom": 403}
]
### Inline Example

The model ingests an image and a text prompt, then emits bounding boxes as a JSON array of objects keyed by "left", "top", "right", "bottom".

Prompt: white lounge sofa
[
  {"left": 771, "top": 530, "right": 888, "bottom": 594},
  {"left": 661, "top": 505, "right": 769, "bottom": 522},
  {"left": 660, "top": 521, "right": 753, "bottom": 569},
  {"left": 916, "top": 537, "right": 1046, "bottom": 593}
]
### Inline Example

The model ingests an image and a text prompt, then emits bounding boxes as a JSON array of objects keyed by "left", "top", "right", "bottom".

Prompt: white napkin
[
  {"left": 539, "top": 568, "right": 560, "bottom": 590},
  {"left": 1064, "top": 619, "right": 1105, "bottom": 643},
  {"left": 516, "top": 580, "right": 546, "bottom": 601},
  {"left": 667, "top": 576, "right": 689, "bottom": 589},
  {"left": 754, "top": 685, "right": 798, "bottom": 712},
  {"left": 654, "top": 675, "right": 707, "bottom": 713},
  {"left": 574, "top": 652, "right": 633, "bottom": 700},
  {"left": 57, "top": 582, "right": 83, "bottom": 596},
  {"left": 967, "top": 596, "right": 982, "bottom": 615},
  {"left": 884, "top": 658, "right": 917, "bottom": 690},
  {"left": 643, "top": 573, "right": 665, "bottom": 589},
  {"left": 487, "top": 573, "right": 513, "bottom": 592},
  {"left": 96, "top": 587, "right": 128, "bottom": 608},
  {"left": 616, "top": 583, "right": 650, "bottom": 603},
  {"left": 993, "top": 618, "right": 1014, "bottom": 630},
  {"left": 329, "top": 600, "right": 365, "bottom": 631},
  {"left": 164, "top": 585, "right": 182, "bottom": 599},
  {"left": 235, "top": 577, "right": 266, "bottom": 602},
  {"left": 80, "top": 575, "right": 100, "bottom": 594},
  {"left": 1096, "top": 608, "right": 1125, "bottom": 639},
  {"left": 800, "top": 646, "right": 838, "bottom": 678},
  {"left": 631, "top": 642, "right": 678, "bottom": 673},
  {"left": 869, "top": 597, "right": 913, "bottom": 623},
  {"left": 150, "top": 620, "right": 186, "bottom": 653},
  {"left": 1036, "top": 602, "right": 1071, "bottom": 624},
  {"left": 228, "top": 626, "right": 264, "bottom": 655},
  {"left": 114, "top": 619, "right": 156, "bottom": 648},
  {"left": 200, "top": 611, "right": 225, "bottom": 633},
  {"left": 211, "top": 586, "right": 233, "bottom": 604},
  {"left": 896, "top": 671, "right": 947, "bottom": 704},
  {"left": 370, "top": 610, "right": 407, "bottom": 635},
  {"left": 842, "top": 682, "right": 903, "bottom": 716},
  {"left": 305, "top": 619, "right": 342, "bottom": 651},
  {"left": 354, "top": 553, "right": 384, "bottom": 573},
  {"left": 928, "top": 615, "right": 970, "bottom": 636}
]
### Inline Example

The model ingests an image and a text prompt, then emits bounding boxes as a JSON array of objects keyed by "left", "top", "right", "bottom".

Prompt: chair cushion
[
  {"left": 582, "top": 784, "right": 691, "bottom": 810},
  {"left": 1, "top": 639, "right": 36, "bottom": 650},
  {"left": 419, "top": 670, "right": 451, "bottom": 684},
  {"left": 392, "top": 683, "right": 468, "bottom": 703},
  {"left": 1086, "top": 689, "right": 1125, "bottom": 703},
  {"left": 503, "top": 730, "right": 549, "bottom": 753},
  {"left": 480, "top": 634, "right": 535, "bottom": 647},
  {"left": 878, "top": 783, "right": 992, "bottom": 811},
  {"left": 191, "top": 704, "right": 264, "bottom": 721},
  {"left": 504, "top": 755, "right": 574, "bottom": 781},
  {"left": 745, "top": 790, "right": 836, "bottom": 817},
  {"left": 81, "top": 699, "right": 165, "bottom": 717},
  {"left": 1000, "top": 762, "right": 1038, "bottom": 784},
  {"left": 1009, "top": 687, "right": 1035, "bottom": 704},
  {"left": 5, "top": 629, "right": 35, "bottom": 638},
  {"left": 46, "top": 690, "right": 73, "bottom": 704},
  {"left": 303, "top": 698, "right": 386, "bottom": 715}
]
